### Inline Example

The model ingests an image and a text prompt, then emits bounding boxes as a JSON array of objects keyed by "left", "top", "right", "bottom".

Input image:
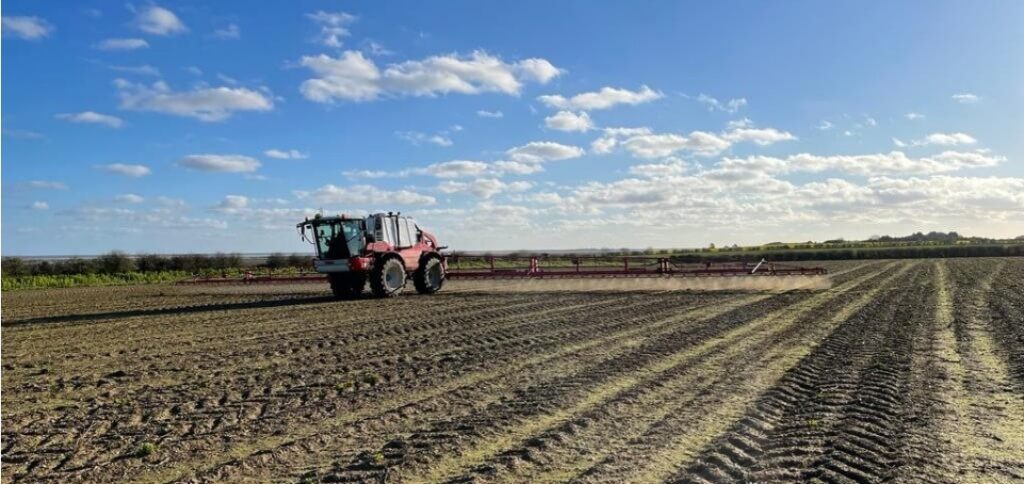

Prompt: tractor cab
[{"left": 298, "top": 215, "right": 366, "bottom": 262}]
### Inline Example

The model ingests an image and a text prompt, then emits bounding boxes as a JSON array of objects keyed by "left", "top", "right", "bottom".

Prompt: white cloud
[
  {"left": 726, "top": 118, "right": 754, "bottom": 129},
  {"left": 264, "top": 149, "right": 309, "bottom": 160},
  {"left": 590, "top": 136, "right": 618, "bottom": 155},
  {"left": 869, "top": 176, "right": 1024, "bottom": 211},
  {"left": 817, "top": 120, "right": 834, "bottom": 131},
  {"left": 721, "top": 126, "right": 797, "bottom": 145},
  {"left": 915, "top": 132, "right": 977, "bottom": 147},
  {"left": 115, "top": 193, "right": 145, "bottom": 204},
  {"left": 299, "top": 50, "right": 562, "bottom": 103},
  {"left": 301, "top": 184, "right": 436, "bottom": 205},
  {"left": 97, "top": 163, "right": 151, "bottom": 177},
  {"left": 528, "top": 192, "right": 564, "bottom": 204},
  {"left": 629, "top": 157, "right": 688, "bottom": 177},
  {"left": 538, "top": 85, "right": 661, "bottom": 111},
  {"left": 307, "top": 11, "right": 356, "bottom": 47},
  {"left": 695, "top": 94, "right": 747, "bottom": 113},
  {"left": 298, "top": 51, "right": 382, "bottom": 102},
  {"left": 94, "top": 38, "right": 148, "bottom": 51},
  {"left": 864, "top": 116, "right": 877, "bottom": 127},
  {"left": 952, "top": 93, "right": 979, "bottom": 104},
  {"left": 544, "top": 110, "right": 594, "bottom": 132},
  {"left": 418, "top": 160, "right": 490, "bottom": 178},
  {"left": 213, "top": 23, "right": 240, "bottom": 39},
  {"left": 905, "top": 112, "right": 926, "bottom": 120},
  {"left": 2, "top": 16, "right": 53, "bottom": 40},
  {"left": 492, "top": 160, "right": 545, "bottom": 175},
  {"left": 133, "top": 5, "right": 187, "bottom": 36},
  {"left": 109, "top": 64, "right": 161, "bottom": 77},
  {"left": 178, "top": 154, "right": 261, "bottom": 173},
  {"left": 213, "top": 195, "right": 249, "bottom": 213},
  {"left": 437, "top": 178, "right": 532, "bottom": 199},
  {"left": 397, "top": 131, "right": 453, "bottom": 147},
  {"left": 602, "top": 127, "right": 652, "bottom": 137},
  {"left": 115, "top": 79, "right": 273, "bottom": 121},
  {"left": 26, "top": 180, "right": 68, "bottom": 190},
  {"left": 343, "top": 169, "right": 390, "bottom": 179},
  {"left": 31, "top": 201, "right": 49, "bottom": 210},
  {"left": 621, "top": 131, "right": 731, "bottom": 158},
  {"left": 477, "top": 109, "right": 504, "bottom": 118},
  {"left": 514, "top": 58, "right": 562, "bottom": 83},
  {"left": 55, "top": 111, "right": 124, "bottom": 128},
  {"left": 930, "top": 150, "right": 1003, "bottom": 168},
  {"left": 216, "top": 72, "right": 243, "bottom": 86},
  {"left": 719, "top": 150, "right": 1004, "bottom": 176},
  {"left": 2, "top": 126, "right": 44, "bottom": 138},
  {"left": 892, "top": 137, "right": 907, "bottom": 148},
  {"left": 595, "top": 121, "right": 792, "bottom": 159},
  {"left": 506, "top": 141, "right": 585, "bottom": 163},
  {"left": 590, "top": 127, "right": 653, "bottom": 155},
  {"left": 362, "top": 40, "right": 393, "bottom": 56},
  {"left": 346, "top": 157, "right": 549, "bottom": 180},
  {"left": 156, "top": 196, "right": 186, "bottom": 208}
]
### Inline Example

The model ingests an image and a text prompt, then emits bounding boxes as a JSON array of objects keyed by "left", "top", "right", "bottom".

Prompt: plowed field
[{"left": 3, "top": 258, "right": 1023, "bottom": 483}]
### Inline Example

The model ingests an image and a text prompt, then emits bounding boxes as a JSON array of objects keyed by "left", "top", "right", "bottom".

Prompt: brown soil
[{"left": 2, "top": 258, "right": 1021, "bottom": 483}]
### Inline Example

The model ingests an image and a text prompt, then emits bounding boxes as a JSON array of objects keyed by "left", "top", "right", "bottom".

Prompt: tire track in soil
[
  {"left": 3, "top": 293, "right": 684, "bottom": 482},
  {"left": 661, "top": 262, "right": 925, "bottom": 483},
  {"left": 323, "top": 262, "right": 901, "bottom": 483},
  {"left": 897, "top": 260, "right": 1024, "bottom": 482},
  {"left": 3, "top": 291, "right": 562, "bottom": 365},
  {"left": 459, "top": 263, "right": 910, "bottom": 484},
  {"left": 249, "top": 264, "right": 888, "bottom": 482},
  {"left": 4, "top": 292, "right": 642, "bottom": 413},
  {"left": 106, "top": 290, "right": 755, "bottom": 483},
  {"left": 0, "top": 294, "right": 626, "bottom": 426},
  {"left": 464, "top": 264, "right": 905, "bottom": 482},
  {"left": 985, "top": 258, "right": 1024, "bottom": 391},
  {"left": 2, "top": 264, "right": 880, "bottom": 482},
  {"left": 170, "top": 290, "right": 784, "bottom": 484},
  {"left": 564, "top": 261, "right": 918, "bottom": 484},
  {"left": 188, "top": 268, "right": 892, "bottom": 482}
]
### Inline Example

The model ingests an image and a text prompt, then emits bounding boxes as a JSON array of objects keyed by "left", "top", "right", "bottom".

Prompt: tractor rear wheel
[
  {"left": 414, "top": 256, "right": 444, "bottom": 294},
  {"left": 329, "top": 273, "right": 365, "bottom": 299},
  {"left": 370, "top": 257, "right": 406, "bottom": 298}
]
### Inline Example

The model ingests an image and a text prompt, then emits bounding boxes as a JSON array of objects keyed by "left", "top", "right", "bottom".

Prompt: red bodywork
[{"left": 356, "top": 229, "right": 444, "bottom": 273}]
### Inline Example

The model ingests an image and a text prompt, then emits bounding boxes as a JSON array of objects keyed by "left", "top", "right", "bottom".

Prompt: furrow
[
  {"left": 570, "top": 261, "right": 918, "bottom": 483},
  {"left": 383, "top": 262, "right": 905, "bottom": 483}
]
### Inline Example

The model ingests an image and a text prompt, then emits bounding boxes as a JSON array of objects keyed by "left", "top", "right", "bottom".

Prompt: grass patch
[
  {"left": 361, "top": 372, "right": 381, "bottom": 386},
  {"left": 133, "top": 442, "right": 157, "bottom": 458}
]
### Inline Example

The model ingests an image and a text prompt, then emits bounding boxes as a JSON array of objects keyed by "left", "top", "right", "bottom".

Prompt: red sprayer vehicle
[{"left": 296, "top": 212, "right": 446, "bottom": 298}]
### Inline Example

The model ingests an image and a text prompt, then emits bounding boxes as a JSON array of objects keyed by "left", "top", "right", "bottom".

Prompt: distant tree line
[{"left": 1, "top": 252, "right": 311, "bottom": 277}]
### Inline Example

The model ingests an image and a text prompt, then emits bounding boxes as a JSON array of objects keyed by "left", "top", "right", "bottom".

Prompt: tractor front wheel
[
  {"left": 370, "top": 257, "right": 406, "bottom": 298},
  {"left": 329, "top": 273, "right": 365, "bottom": 299},
  {"left": 414, "top": 256, "right": 444, "bottom": 294}
]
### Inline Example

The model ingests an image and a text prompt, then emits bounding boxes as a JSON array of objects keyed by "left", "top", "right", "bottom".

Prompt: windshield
[{"left": 313, "top": 220, "right": 364, "bottom": 259}]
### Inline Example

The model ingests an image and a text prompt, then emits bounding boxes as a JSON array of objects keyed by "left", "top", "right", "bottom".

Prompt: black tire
[
  {"left": 414, "top": 255, "right": 444, "bottom": 294},
  {"left": 369, "top": 256, "right": 406, "bottom": 298},
  {"left": 329, "top": 273, "right": 365, "bottom": 299}
]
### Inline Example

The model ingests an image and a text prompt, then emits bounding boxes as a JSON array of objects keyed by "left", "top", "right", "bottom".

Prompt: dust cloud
[{"left": 445, "top": 275, "right": 832, "bottom": 293}]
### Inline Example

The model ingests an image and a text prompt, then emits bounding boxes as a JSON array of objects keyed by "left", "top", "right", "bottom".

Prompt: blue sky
[{"left": 3, "top": 1, "right": 1022, "bottom": 255}]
